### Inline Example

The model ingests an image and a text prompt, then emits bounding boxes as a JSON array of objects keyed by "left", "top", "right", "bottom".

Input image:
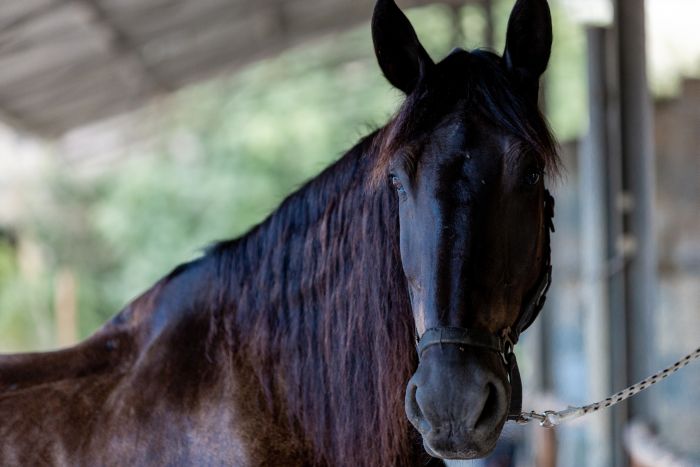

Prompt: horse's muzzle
[{"left": 405, "top": 344, "right": 509, "bottom": 459}]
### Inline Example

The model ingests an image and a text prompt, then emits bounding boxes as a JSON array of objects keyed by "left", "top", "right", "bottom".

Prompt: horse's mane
[{"left": 207, "top": 131, "right": 419, "bottom": 466}]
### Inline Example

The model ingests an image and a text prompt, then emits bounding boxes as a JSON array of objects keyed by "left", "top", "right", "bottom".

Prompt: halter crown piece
[{"left": 415, "top": 190, "right": 555, "bottom": 422}]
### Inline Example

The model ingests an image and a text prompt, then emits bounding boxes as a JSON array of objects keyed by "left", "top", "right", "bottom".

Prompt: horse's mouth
[
  {"left": 422, "top": 435, "right": 496, "bottom": 460},
  {"left": 417, "top": 417, "right": 501, "bottom": 460}
]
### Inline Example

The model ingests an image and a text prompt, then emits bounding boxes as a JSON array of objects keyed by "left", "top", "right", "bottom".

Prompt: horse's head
[{"left": 372, "top": 0, "right": 557, "bottom": 459}]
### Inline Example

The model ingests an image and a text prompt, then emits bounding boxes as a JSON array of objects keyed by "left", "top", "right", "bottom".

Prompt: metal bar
[
  {"left": 580, "top": 26, "right": 614, "bottom": 467},
  {"left": 482, "top": 0, "right": 495, "bottom": 49},
  {"left": 66, "top": 0, "right": 171, "bottom": 93},
  {"left": 603, "top": 23, "right": 628, "bottom": 467},
  {"left": 0, "top": 0, "right": 65, "bottom": 36},
  {"left": 614, "top": 0, "right": 657, "bottom": 423},
  {"left": 0, "top": 98, "right": 48, "bottom": 137},
  {"left": 448, "top": 4, "right": 463, "bottom": 48}
]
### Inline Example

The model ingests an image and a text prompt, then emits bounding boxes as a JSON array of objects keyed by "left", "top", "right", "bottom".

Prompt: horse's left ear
[
  {"left": 372, "top": 0, "right": 434, "bottom": 94},
  {"left": 503, "top": 0, "right": 553, "bottom": 100}
]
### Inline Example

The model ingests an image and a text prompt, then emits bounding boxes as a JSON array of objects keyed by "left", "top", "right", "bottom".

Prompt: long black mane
[{"left": 205, "top": 132, "right": 418, "bottom": 466}]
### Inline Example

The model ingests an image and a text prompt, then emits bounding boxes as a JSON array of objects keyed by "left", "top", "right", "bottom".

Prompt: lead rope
[{"left": 513, "top": 346, "right": 700, "bottom": 428}]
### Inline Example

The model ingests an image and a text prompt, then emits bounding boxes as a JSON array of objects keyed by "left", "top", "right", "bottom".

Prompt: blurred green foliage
[{"left": 0, "top": 2, "right": 586, "bottom": 352}]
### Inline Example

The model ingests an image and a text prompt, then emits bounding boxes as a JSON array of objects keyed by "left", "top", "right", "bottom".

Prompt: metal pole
[
  {"left": 580, "top": 27, "right": 614, "bottom": 467},
  {"left": 482, "top": 0, "right": 495, "bottom": 49},
  {"left": 449, "top": 4, "right": 463, "bottom": 48},
  {"left": 604, "top": 23, "right": 629, "bottom": 467},
  {"left": 614, "top": 0, "right": 657, "bottom": 423}
]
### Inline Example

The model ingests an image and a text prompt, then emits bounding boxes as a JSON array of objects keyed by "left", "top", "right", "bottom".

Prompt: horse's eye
[
  {"left": 389, "top": 174, "right": 405, "bottom": 193},
  {"left": 525, "top": 170, "right": 541, "bottom": 186}
]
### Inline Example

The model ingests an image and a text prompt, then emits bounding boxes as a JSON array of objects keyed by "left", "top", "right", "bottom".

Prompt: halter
[{"left": 415, "top": 190, "right": 555, "bottom": 421}]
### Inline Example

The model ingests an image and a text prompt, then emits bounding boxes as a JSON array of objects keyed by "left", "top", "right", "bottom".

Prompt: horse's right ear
[{"left": 372, "top": 0, "right": 434, "bottom": 94}]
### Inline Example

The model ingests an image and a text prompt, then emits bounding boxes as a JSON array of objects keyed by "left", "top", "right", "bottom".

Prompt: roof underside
[{"left": 0, "top": 0, "right": 455, "bottom": 137}]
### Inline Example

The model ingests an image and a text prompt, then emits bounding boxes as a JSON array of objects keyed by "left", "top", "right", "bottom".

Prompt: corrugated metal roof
[{"left": 0, "top": 0, "right": 454, "bottom": 137}]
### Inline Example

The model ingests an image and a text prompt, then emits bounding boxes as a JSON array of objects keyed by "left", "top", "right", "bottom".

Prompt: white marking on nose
[{"left": 414, "top": 300, "right": 427, "bottom": 337}]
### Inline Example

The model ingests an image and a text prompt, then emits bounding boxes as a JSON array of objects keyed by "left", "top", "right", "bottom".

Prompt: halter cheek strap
[
  {"left": 506, "top": 264, "right": 552, "bottom": 419},
  {"left": 415, "top": 190, "right": 554, "bottom": 421}
]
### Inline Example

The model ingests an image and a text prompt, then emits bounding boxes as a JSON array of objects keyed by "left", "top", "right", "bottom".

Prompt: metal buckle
[
  {"left": 514, "top": 410, "right": 559, "bottom": 428},
  {"left": 513, "top": 411, "right": 546, "bottom": 425},
  {"left": 500, "top": 327, "right": 515, "bottom": 365}
]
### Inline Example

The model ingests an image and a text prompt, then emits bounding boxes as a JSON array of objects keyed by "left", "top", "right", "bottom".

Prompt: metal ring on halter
[{"left": 500, "top": 328, "right": 515, "bottom": 365}]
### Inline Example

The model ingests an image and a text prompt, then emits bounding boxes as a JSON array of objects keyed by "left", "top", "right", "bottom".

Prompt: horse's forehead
[{"left": 420, "top": 113, "right": 514, "bottom": 164}]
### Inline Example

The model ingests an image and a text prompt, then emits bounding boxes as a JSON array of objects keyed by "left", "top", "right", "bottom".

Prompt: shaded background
[{"left": 0, "top": 0, "right": 698, "bottom": 465}]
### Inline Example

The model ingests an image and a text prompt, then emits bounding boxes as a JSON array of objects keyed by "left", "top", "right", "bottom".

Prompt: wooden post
[{"left": 54, "top": 268, "right": 78, "bottom": 347}]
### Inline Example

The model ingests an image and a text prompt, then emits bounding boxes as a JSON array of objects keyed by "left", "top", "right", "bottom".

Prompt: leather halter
[{"left": 415, "top": 190, "right": 554, "bottom": 421}]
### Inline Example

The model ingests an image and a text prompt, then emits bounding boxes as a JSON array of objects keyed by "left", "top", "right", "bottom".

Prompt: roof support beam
[
  {"left": 0, "top": 101, "right": 47, "bottom": 137},
  {"left": 67, "top": 0, "right": 171, "bottom": 93},
  {"left": 0, "top": 0, "right": 65, "bottom": 37}
]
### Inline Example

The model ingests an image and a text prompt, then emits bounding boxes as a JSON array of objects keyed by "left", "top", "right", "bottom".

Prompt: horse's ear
[
  {"left": 503, "top": 0, "right": 552, "bottom": 99},
  {"left": 372, "top": 0, "right": 434, "bottom": 94}
]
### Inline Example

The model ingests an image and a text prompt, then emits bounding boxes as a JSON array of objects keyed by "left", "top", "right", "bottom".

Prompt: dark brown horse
[{"left": 0, "top": 0, "right": 558, "bottom": 464}]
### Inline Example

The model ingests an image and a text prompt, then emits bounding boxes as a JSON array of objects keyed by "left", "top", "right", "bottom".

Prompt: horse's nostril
[
  {"left": 475, "top": 382, "right": 499, "bottom": 429},
  {"left": 405, "top": 379, "right": 432, "bottom": 434}
]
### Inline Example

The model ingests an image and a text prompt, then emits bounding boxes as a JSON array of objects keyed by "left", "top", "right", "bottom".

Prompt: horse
[{"left": 0, "top": 0, "right": 558, "bottom": 464}]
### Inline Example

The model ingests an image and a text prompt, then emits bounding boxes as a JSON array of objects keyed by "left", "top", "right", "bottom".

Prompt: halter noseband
[{"left": 415, "top": 190, "right": 554, "bottom": 421}]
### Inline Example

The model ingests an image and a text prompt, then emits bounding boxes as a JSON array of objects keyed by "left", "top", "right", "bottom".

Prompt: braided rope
[{"left": 516, "top": 346, "right": 700, "bottom": 427}]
